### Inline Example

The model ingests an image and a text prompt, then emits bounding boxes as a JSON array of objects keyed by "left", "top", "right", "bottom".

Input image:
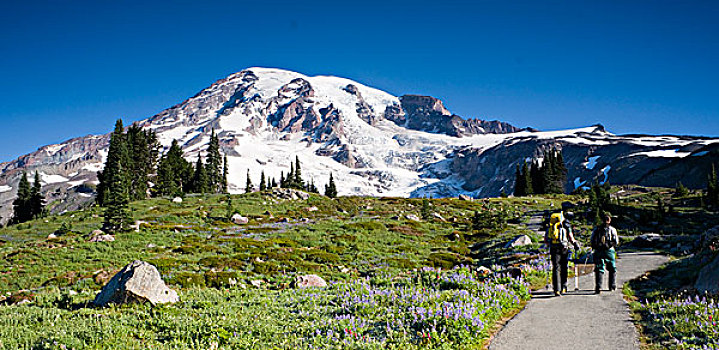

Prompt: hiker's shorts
[{"left": 593, "top": 248, "right": 616, "bottom": 274}]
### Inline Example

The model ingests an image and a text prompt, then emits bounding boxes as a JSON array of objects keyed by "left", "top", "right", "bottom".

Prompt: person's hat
[
  {"left": 603, "top": 212, "right": 612, "bottom": 219},
  {"left": 561, "top": 201, "right": 575, "bottom": 210}
]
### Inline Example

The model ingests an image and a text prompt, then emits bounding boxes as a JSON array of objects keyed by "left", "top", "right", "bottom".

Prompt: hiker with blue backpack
[
  {"left": 590, "top": 212, "right": 620, "bottom": 294},
  {"left": 545, "top": 202, "right": 580, "bottom": 296}
]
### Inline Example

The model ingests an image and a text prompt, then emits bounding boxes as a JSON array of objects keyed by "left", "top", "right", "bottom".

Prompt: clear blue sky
[{"left": 1, "top": 0, "right": 718, "bottom": 162}]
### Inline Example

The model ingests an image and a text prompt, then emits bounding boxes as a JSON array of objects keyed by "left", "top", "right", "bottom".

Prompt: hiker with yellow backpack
[
  {"left": 590, "top": 212, "right": 620, "bottom": 294},
  {"left": 545, "top": 202, "right": 580, "bottom": 296}
]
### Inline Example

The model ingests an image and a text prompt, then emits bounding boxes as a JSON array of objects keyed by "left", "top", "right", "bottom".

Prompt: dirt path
[{"left": 489, "top": 252, "right": 668, "bottom": 350}]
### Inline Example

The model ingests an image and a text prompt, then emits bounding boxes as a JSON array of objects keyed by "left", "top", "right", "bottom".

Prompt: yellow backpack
[{"left": 548, "top": 212, "right": 565, "bottom": 244}]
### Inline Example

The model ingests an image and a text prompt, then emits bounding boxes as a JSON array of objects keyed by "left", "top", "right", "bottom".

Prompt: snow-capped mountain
[{"left": 0, "top": 67, "right": 717, "bottom": 224}]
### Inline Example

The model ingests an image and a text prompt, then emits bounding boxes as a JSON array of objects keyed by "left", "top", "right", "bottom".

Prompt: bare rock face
[
  {"left": 231, "top": 213, "right": 249, "bottom": 224},
  {"left": 94, "top": 260, "right": 179, "bottom": 306},
  {"left": 294, "top": 274, "right": 327, "bottom": 288},
  {"left": 695, "top": 254, "right": 719, "bottom": 293},
  {"left": 505, "top": 235, "right": 533, "bottom": 248}
]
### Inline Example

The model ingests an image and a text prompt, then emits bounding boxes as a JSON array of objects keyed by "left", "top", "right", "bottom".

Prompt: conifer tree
[
  {"left": 126, "top": 124, "right": 159, "bottom": 200},
  {"left": 271, "top": 178, "right": 277, "bottom": 188},
  {"left": 30, "top": 171, "right": 44, "bottom": 219},
  {"left": 259, "top": 170, "right": 266, "bottom": 191},
  {"left": 674, "top": 181, "right": 689, "bottom": 197},
  {"left": 325, "top": 173, "right": 338, "bottom": 198},
  {"left": 522, "top": 161, "right": 533, "bottom": 195},
  {"left": 287, "top": 162, "right": 295, "bottom": 188},
  {"left": 280, "top": 171, "right": 286, "bottom": 188},
  {"left": 221, "top": 155, "right": 229, "bottom": 193},
  {"left": 155, "top": 140, "right": 192, "bottom": 196},
  {"left": 206, "top": 130, "right": 223, "bottom": 193},
  {"left": 97, "top": 120, "right": 129, "bottom": 206},
  {"left": 102, "top": 140, "right": 132, "bottom": 233},
  {"left": 10, "top": 172, "right": 32, "bottom": 224},
  {"left": 245, "top": 170, "right": 253, "bottom": 193},
  {"left": 191, "top": 155, "right": 209, "bottom": 193},
  {"left": 294, "top": 156, "right": 304, "bottom": 189},
  {"left": 530, "top": 160, "right": 543, "bottom": 194},
  {"left": 513, "top": 164, "right": 526, "bottom": 196},
  {"left": 707, "top": 164, "right": 718, "bottom": 208}
]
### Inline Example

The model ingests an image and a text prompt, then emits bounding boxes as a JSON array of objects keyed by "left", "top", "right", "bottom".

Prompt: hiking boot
[
  {"left": 608, "top": 272, "right": 616, "bottom": 291},
  {"left": 554, "top": 291, "right": 562, "bottom": 297},
  {"left": 561, "top": 286, "right": 567, "bottom": 294},
  {"left": 594, "top": 289, "right": 601, "bottom": 295}
]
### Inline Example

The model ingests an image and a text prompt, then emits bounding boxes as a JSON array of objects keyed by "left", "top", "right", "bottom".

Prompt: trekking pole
[{"left": 574, "top": 250, "right": 579, "bottom": 291}]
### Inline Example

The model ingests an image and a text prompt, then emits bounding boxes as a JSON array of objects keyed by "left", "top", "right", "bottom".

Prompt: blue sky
[{"left": 1, "top": 0, "right": 718, "bottom": 161}]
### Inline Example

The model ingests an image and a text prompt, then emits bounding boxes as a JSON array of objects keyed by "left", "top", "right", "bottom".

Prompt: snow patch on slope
[{"left": 0, "top": 185, "right": 11, "bottom": 193}]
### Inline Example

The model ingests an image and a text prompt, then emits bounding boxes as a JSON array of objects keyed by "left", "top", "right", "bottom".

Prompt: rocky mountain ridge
[{"left": 0, "top": 67, "right": 717, "bottom": 224}]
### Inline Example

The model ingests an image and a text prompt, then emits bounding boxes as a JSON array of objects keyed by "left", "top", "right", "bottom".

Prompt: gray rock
[
  {"left": 405, "top": 214, "right": 421, "bottom": 222},
  {"left": 231, "top": 213, "right": 249, "bottom": 224},
  {"left": 505, "top": 235, "right": 533, "bottom": 248},
  {"left": 250, "top": 279, "right": 264, "bottom": 288},
  {"left": 631, "top": 233, "right": 665, "bottom": 248},
  {"left": 294, "top": 274, "right": 327, "bottom": 288},
  {"left": 172, "top": 197, "right": 183, "bottom": 203},
  {"left": 458, "top": 194, "right": 472, "bottom": 201},
  {"left": 89, "top": 234, "right": 115, "bottom": 242},
  {"left": 695, "top": 254, "right": 719, "bottom": 293},
  {"left": 432, "top": 212, "right": 446, "bottom": 221},
  {"left": 94, "top": 260, "right": 178, "bottom": 306}
]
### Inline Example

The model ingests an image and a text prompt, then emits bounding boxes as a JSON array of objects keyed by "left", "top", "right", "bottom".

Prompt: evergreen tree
[
  {"left": 280, "top": 171, "right": 286, "bottom": 188},
  {"left": 271, "top": 177, "right": 277, "bottom": 188},
  {"left": 245, "top": 170, "right": 253, "bottom": 193},
  {"left": 287, "top": 162, "right": 295, "bottom": 188},
  {"left": 522, "top": 161, "right": 533, "bottom": 195},
  {"left": 707, "top": 164, "right": 718, "bottom": 208},
  {"left": 259, "top": 170, "right": 266, "bottom": 191},
  {"left": 221, "top": 155, "right": 229, "bottom": 193},
  {"left": 206, "top": 130, "right": 223, "bottom": 193},
  {"left": 30, "top": 171, "right": 44, "bottom": 219},
  {"left": 513, "top": 164, "right": 525, "bottom": 196},
  {"left": 126, "top": 124, "right": 159, "bottom": 200},
  {"left": 674, "top": 182, "right": 689, "bottom": 197},
  {"left": 530, "top": 160, "right": 543, "bottom": 194},
  {"left": 191, "top": 155, "right": 209, "bottom": 193},
  {"left": 294, "top": 156, "right": 304, "bottom": 189},
  {"left": 421, "top": 198, "right": 432, "bottom": 220},
  {"left": 97, "top": 120, "right": 129, "bottom": 206},
  {"left": 102, "top": 142, "right": 132, "bottom": 233},
  {"left": 10, "top": 172, "right": 32, "bottom": 224},
  {"left": 155, "top": 140, "right": 192, "bottom": 196},
  {"left": 324, "top": 173, "right": 338, "bottom": 198}
]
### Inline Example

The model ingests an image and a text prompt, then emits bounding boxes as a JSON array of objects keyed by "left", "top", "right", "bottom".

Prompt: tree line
[
  {"left": 513, "top": 147, "right": 568, "bottom": 196},
  {"left": 10, "top": 171, "right": 45, "bottom": 224},
  {"left": 245, "top": 155, "right": 337, "bottom": 198}
]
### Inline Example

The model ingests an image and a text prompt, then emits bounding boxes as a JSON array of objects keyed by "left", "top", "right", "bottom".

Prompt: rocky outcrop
[
  {"left": 94, "top": 260, "right": 178, "bottom": 306},
  {"left": 505, "top": 235, "right": 533, "bottom": 248},
  {"left": 294, "top": 274, "right": 327, "bottom": 288}
]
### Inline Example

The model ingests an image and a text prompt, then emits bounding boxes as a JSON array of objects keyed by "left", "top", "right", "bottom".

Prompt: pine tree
[
  {"left": 287, "top": 162, "right": 295, "bottom": 189},
  {"left": 155, "top": 140, "right": 192, "bottom": 196},
  {"left": 30, "top": 171, "right": 44, "bottom": 219},
  {"left": 206, "top": 130, "right": 223, "bottom": 193},
  {"left": 102, "top": 143, "right": 132, "bottom": 233},
  {"left": 97, "top": 120, "right": 129, "bottom": 206},
  {"left": 126, "top": 124, "right": 159, "bottom": 201},
  {"left": 11, "top": 172, "right": 32, "bottom": 224},
  {"left": 674, "top": 181, "right": 689, "bottom": 197},
  {"left": 191, "top": 155, "right": 209, "bottom": 193},
  {"left": 245, "top": 170, "right": 253, "bottom": 193},
  {"left": 280, "top": 171, "right": 286, "bottom": 188},
  {"left": 421, "top": 198, "right": 432, "bottom": 220},
  {"left": 259, "top": 170, "right": 267, "bottom": 191},
  {"left": 325, "top": 173, "right": 338, "bottom": 198},
  {"left": 707, "top": 164, "right": 718, "bottom": 208},
  {"left": 522, "top": 161, "right": 533, "bottom": 195},
  {"left": 271, "top": 178, "right": 277, "bottom": 188},
  {"left": 513, "top": 164, "right": 525, "bottom": 196},
  {"left": 530, "top": 160, "right": 543, "bottom": 194},
  {"left": 294, "top": 156, "right": 304, "bottom": 189},
  {"left": 221, "top": 155, "right": 229, "bottom": 193}
]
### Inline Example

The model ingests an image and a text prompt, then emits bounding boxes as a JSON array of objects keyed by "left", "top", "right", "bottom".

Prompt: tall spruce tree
[
  {"left": 530, "top": 160, "right": 543, "bottom": 194},
  {"left": 206, "top": 130, "right": 223, "bottom": 193},
  {"left": 191, "top": 155, "right": 209, "bottom": 193},
  {"left": 259, "top": 170, "right": 266, "bottom": 191},
  {"left": 522, "top": 161, "right": 533, "bottom": 195},
  {"left": 245, "top": 170, "right": 253, "bottom": 193},
  {"left": 514, "top": 164, "right": 526, "bottom": 196},
  {"left": 294, "top": 156, "right": 304, "bottom": 189},
  {"left": 707, "top": 164, "right": 718, "bottom": 208},
  {"left": 221, "top": 155, "right": 229, "bottom": 193},
  {"left": 97, "top": 120, "right": 129, "bottom": 206},
  {"left": 30, "top": 171, "right": 44, "bottom": 219},
  {"left": 125, "top": 124, "right": 159, "bottom": 200},
  {"left": 271, "top": 177, "right": 277, "bottom": 188},
  {"left": 102, "top": 133, "right": 132, "bottom": 233},
  {"left": 10, "top": 172, "right": 32, "bottom": 224},
  {"left": 325, "top": 173, "right": 338, "bottom": 198},
  {"left": 155, "top": 140, "right": 192, "bottom": 196}
]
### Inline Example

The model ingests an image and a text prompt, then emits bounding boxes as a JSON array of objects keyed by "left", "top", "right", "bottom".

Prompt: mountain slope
[{"left": 0, "top": 67, "right": 717, "bottom": 223}]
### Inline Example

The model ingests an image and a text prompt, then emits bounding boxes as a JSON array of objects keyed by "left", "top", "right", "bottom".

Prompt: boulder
[
  {"left": 306, "top": 206, "right": 319, "bottom": 212},
  {"left": 405, "top": 214, "right": 421, "bottom": 222},
  {"left": 231, "top": 213, "right": 249, "bottom": 225},
  {"left": 432, "top": 212, "right": 446, "bottom": 222},
  {"left": 477, "top": 266, "right": 492, "bottom": 276},
  {"left": 294, "top": 274, "right": 327, "bottom": 288},
  {"left": 250, "top": 279, "right": 264, "bottom": 288},
  {"left": 458, "top": 194, "right": 472, "bottom": 201},
  {"left": 93, "top": 260, "right": 178, "bottom": 306},
  {"left": 172, "top": 197, "right": 183, "bottom": 203},
  {"left": 631, "top": 233, "right": 665, "bottom": 248},
  {"left": 505, "top": 235, "right": 533, "bottom": 248},
  {"left": 695, "top": 254, "right": 719, "bottom": 293},
  {"left": 89, "top": 234, "right": 115, "bottom": 242},
  {"left": 91, "top": 229, "right": 104, "bottom": 236}
]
